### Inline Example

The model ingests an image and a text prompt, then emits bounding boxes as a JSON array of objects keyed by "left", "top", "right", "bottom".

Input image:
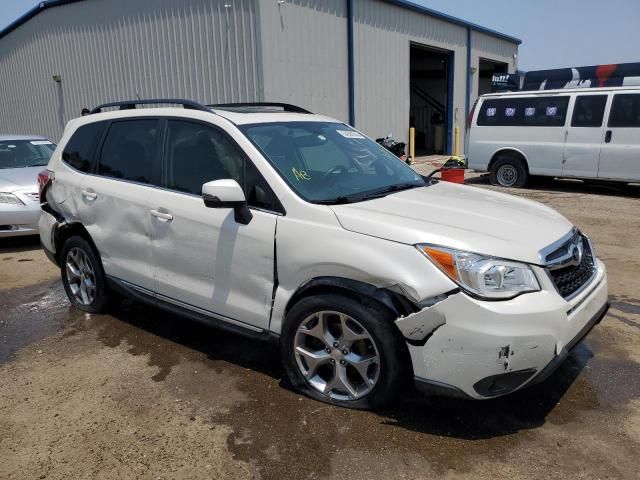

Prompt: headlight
[
  {"left": 0, "top": 192, "right": 25, "bottom": 205},
  {"left": 417, "top": 244, "right": 540, "bottom": 300}
]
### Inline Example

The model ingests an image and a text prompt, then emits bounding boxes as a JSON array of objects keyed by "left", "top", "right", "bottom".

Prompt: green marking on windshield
[{"left": 292, "top": 167, "right": 311, "bottom": 181}]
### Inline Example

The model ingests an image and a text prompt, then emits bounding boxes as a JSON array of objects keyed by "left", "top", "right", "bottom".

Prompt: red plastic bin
[{"left": 440, "top": 168, "right": 465, "bottom": 184}]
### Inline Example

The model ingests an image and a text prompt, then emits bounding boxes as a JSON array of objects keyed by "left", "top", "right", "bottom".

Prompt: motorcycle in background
[{"left": 375, "top": 134, "right": 411, "bottom": 165}]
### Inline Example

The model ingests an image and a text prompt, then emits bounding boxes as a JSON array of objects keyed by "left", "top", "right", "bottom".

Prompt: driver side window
[
  {"left": 165, "top": 120, "right": 282, "bottom": 212},
  {"left": 165, "top": 120, "right": 243, "bottom": 195}
]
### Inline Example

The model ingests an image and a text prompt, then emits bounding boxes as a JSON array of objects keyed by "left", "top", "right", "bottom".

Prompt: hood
[
  {"left": 0, "top": 167, "right": 41, "bottom": 192},
  {"left": 329, "top": 182, "right": 573, "bottom": 265}
]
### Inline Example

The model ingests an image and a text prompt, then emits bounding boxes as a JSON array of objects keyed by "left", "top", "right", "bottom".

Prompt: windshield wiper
[
  {"left": 314, "top": 195, "right": 363, "bottom": 205},
  {"left": 362, "top": 183, "right": 423, "bottom": 199},
  {"left": 314, "top": 183, "right": 426, "bottom": 205}
]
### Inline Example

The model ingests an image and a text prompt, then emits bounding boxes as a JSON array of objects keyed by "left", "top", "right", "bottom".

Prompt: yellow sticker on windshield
[{"left": 292, "top": 168, "right": 311, "bottom": 181}]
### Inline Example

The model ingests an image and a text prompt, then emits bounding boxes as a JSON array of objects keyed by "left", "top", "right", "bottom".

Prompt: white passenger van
[{"left": 467, "top": 86, "right": 640, "bottom": 187}]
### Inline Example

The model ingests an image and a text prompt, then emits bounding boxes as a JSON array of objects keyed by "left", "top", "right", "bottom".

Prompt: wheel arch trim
[
  {"left": 54, "top": 220, "right": 101, "bottom": 266},
  {"left": 282, "top": 276, "right": 419, "bottom": 322},
  {"left": 488, "top": 147, "right": 530, "bottom": 173}
]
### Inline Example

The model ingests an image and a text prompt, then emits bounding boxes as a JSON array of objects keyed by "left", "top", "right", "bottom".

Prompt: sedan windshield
[
  {"left": 0, "top": 140, "right": 55, "bottom": 170},
  {"left": 240, "top": 122, "right": 426, "bottom": 203}
]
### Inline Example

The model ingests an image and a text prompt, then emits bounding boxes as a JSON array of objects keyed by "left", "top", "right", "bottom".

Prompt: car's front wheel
[
  {"left": 281, "top": 293, "right": 408, "bottom": 409},
  {"left": 61, "top": 235, "right": 110, "bottom": 313}
]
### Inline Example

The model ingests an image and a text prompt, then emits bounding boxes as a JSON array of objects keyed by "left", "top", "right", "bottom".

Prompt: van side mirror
[{"left": 202, "top": 179, "right": 252, "bottom": 225}]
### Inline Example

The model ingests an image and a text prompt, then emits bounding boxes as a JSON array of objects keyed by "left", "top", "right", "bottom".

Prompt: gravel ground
[{"left": 1, "top": 174, "right": 639, "bottom": 480}]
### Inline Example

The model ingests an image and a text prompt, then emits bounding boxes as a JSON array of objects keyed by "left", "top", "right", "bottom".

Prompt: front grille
[{"left": 546, "top": 235, "right": 596, "bottom": 299}]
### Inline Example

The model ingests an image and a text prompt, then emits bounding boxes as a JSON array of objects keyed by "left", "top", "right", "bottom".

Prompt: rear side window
[
  {"left": 97, "top": 119, "right": 160, "bottom": 185},
  {"left": 571, "top": 95, "right": 608, "bottom": 127},
  {"left": 62, "top": 122, "right": 107, "bottom": 172},
  {"left": 477, "top": 96, "right": 569, "bottom": 127},
  {"left": 608, "top": 94, "right": 640, "bottom": 127}
]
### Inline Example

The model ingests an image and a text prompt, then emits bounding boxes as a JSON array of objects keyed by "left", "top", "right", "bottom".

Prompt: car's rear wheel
[
  {"left": 281, "top": 293, "right": 407, "bottom": 409},
  {"left": 490, "top": 156, "right": 528, "bottom": 187},
  {"left": 61, "top": 236, "right": 109, "bottom": 313}
]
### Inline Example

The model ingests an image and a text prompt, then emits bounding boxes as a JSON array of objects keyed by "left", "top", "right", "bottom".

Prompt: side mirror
[{"left": 202, "top": 179, "right": 252, "bottom": 225}]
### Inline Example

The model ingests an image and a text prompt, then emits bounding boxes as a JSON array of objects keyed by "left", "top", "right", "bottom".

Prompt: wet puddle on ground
[
  {"left": 2, "top": 281, "right": 640, "bottom": 478},
  {"left": 0, "top": 280, "right": 83, "bottom": 364}
]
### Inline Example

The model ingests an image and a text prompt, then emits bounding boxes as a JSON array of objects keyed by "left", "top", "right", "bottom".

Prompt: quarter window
[
  {"left": 62, "top": 122, "right": 108, "bottom": 172},
  {"left": 608, "top": 94, "right": 640, "bottom": 127},
  {"left": 571, "top": 95, "right": 607, "bottom": 127},
  {"left": 98, "top": 120, "right": 160, "bottom": 185},
  {"left": 477, "top": 96, "right": 570, "bottom": 127}
]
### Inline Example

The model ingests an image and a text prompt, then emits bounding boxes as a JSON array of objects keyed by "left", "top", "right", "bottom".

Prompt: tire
[
  {"left": 60, "top": 235, "right": 110, "bottom": 313},
  {"left": 490, "top": 156, "right": 528, "bottom": 188},
  {"left": 281, "top": 293, "right": 408, "bottom": 410}
]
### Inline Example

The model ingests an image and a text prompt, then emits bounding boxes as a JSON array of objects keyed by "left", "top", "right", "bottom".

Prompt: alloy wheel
[
  {"left": 294, "top": 311, "right": 381, "bottom": 401},
  {"left": 65, "top": 247, "right": 97, "bottom": 306}
]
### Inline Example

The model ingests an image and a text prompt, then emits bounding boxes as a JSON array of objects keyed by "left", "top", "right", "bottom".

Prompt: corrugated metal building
[{"left": 0, "top": 0, "right": 520, "bottom": 153}]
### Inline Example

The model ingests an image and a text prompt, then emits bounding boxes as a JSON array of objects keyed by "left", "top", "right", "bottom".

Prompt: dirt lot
[{"left": 1, "top": 175, "right": 639, "bottom": 480}]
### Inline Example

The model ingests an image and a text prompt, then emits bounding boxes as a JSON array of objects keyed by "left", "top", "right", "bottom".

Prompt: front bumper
[
  {"left": 0, "top": 202, "right": 41, "bottom": 237},
  {"left": 398, "top": 260, "right": 608, "bottom": 400}
]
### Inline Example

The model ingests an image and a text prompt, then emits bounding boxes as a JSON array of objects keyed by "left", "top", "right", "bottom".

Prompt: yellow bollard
[
  {"left": 409, "top": 127, "right": 415, "bottom": 162},
  {"left": 453, "top": 126, "right": 460, "bottom": 157}
]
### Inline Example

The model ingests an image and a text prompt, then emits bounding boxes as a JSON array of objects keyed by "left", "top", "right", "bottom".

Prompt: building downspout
[
  {"left": 465, "top": 27, "right": 472, "bottom": 120},
  {"left": 347, "top": 0, "right": 356, "bottom": 126}
]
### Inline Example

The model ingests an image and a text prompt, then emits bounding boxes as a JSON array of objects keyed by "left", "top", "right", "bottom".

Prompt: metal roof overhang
[{"left": 0, "top": 0, "right": 522, "bottom": 45}]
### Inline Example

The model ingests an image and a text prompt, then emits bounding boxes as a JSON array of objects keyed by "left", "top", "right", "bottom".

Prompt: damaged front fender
[{"left": 394, "top": 295, "right": 449, "bottom": 345}]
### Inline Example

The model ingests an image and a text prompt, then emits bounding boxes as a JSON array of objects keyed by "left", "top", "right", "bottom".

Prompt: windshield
[
  {"left": 240, "top": 122, "right": 426, "bottom": 203},
  {"left": 0, "top": 140, "right": 55, "bottom": 170}
]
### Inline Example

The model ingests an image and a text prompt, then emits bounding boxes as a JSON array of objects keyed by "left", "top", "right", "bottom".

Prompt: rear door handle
[
  {"left": 81, "top": 189, "right": 97, "bottom": 200},
  {"left": 605, "top": 130, "right": 612, "bottom": 143},
  {"left": 150, "top": 209, "right": 173, "bottom": 222}
]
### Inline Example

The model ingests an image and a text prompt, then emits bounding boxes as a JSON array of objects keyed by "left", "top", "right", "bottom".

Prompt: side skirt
[{"left": 106, "top": 276, "right": 279, "bottom": 344}]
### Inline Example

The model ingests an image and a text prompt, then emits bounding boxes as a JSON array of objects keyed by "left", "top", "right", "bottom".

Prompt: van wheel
[
  {"left": 61, "top": 236, "right": 110, "bottom": 313},
  {"left": 490, "top": 156, "right": 528, "bottom": 187},
  {"left": 281, "top": 293, "right": 407, "bottom": 410}
]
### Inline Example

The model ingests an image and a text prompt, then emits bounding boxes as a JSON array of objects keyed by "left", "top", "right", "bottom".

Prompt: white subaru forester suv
[{"left": 39, "top": 99, "right": 609, "bottom": 409}]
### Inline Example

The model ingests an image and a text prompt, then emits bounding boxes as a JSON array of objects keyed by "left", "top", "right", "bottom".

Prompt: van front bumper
[{"left": 397, "top": 261, "right": 608, "bottom": 400}]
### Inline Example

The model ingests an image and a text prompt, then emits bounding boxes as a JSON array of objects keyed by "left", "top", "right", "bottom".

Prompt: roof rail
[
  {"left": 90, "top": 99, "right": 212, "bottom": 114},
  {"left": 208, "top": 102, "right": 312, "bottom": 114}
]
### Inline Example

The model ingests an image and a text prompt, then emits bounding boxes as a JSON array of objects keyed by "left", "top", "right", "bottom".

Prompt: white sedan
[{"left": 0, "top": 135, "right": 55, "bottom": 237}]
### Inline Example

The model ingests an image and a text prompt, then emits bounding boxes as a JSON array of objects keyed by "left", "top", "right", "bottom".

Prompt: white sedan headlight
[
  {"left": 417, "top": 244, "right": 540, "bottom": 300},
  {"left": 0, "top": 192, "right": 25, "bottom": 205}
]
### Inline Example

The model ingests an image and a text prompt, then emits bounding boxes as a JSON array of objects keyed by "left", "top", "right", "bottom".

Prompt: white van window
[
  {"left": 608, "top": 94, "right": 640, "bottom": 128},
  {"left": 477, "top": 96, "right": 569, "bottom": 127},
  {"left": 571, "top": 95, "right": 608, "bottom": 128}
]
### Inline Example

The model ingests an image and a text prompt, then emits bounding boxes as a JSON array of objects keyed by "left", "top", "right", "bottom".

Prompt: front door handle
[
  {"left": 150, "top": 209, "right": 173, "bottom": 222},
  {"left": 81, "top": 189, "right": 97, "bottom": 200},
  {"left": 605, "top": 130, "right": 612, "bottom": 143}
]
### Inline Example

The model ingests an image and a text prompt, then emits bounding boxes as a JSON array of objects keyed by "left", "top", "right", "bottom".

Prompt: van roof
[{"left": 481, "top": 85, "right": 640, "bottom": 98}]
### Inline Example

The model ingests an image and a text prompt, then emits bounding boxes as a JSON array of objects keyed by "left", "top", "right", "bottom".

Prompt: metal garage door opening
[
  {"left": 409, "top": 44, "right": 452, "bottom": 155},
  {"left": 478, "top": 58, "right": 509, "bottom": 96}
]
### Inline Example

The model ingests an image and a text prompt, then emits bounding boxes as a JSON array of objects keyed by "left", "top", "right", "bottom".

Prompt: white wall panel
[
  {"left": 0, "top": 0, "right": 261, "bottom": 141},
  {"left": 258, "top": 0, "right": 350, "bottom": 122}
]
